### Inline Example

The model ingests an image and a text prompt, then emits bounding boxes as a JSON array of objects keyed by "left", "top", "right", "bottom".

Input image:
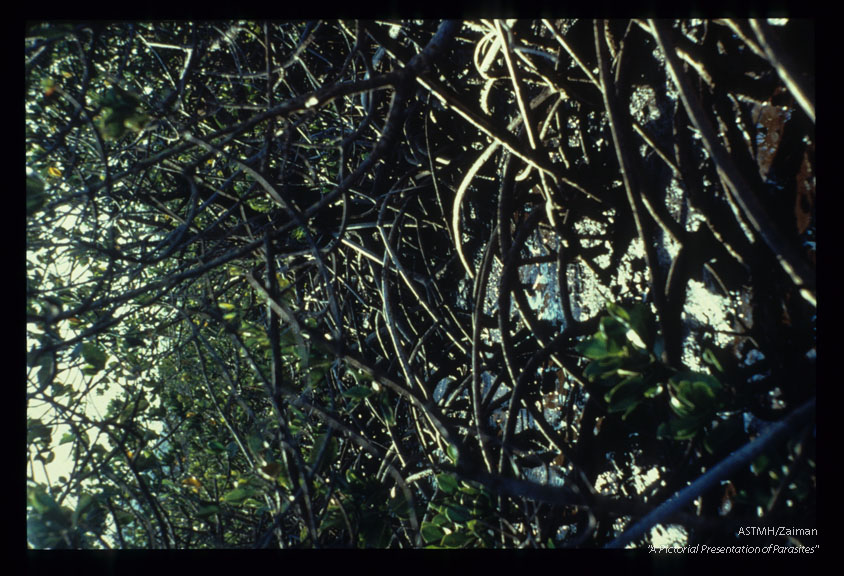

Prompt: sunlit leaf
[
  {"left": 607, "top": 302, "right": 651, "bottom": 349},
  {"left": 182, "top": 476, "right": 203, "bottom": 492},
  {"left": 447, "top": 444, "right": 459, "bottom": 465},
  {"left": 222, "top": 486, "right": 257, "bottom": 504},
  {"left": 575, "top": 334, "right": 610, "bottom": 359},
  {"left": 668, "top": 372, "right": 723, "bottom": 417},
  {"left": 702, "top": 347, "right": 725, "bottom": 373}
]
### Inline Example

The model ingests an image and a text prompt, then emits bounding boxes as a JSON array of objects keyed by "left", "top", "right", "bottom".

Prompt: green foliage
[
  {"left": 575, "top": 302, "right": 666, "bottom": 419},
  {"left": 307, "top": 431, "right": 339, "bottom": 474},
  {"left": 577, "top": 302, "right": 728, "bottom": 438},
  {"left": 421, "top": 476, "right": 497, "bottom": 548},
  {"left": 315, "top": 468, "right": 411, "bottom": 548},
  {"left": 290, "top": 226, "right": 307, "bottom": 242},
  {"left": 27, "top": 484, "right": 107, "bottom": 549},
  {"left": 658, "top": 372, "right": 726, "bottom": 440},
  {"left": 95, "top": 85, "right": 149, "bottom": 141},
  {"left": 221, "top": 485, "right": 262, "bottom": 505},
  {"left": 80, "top": 342, "right": 108, "bottom": 375}
]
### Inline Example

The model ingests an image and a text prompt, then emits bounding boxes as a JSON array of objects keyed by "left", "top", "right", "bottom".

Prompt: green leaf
[
  {"left": 196, "top": 505, "right": 220, "bottom": 519},
  {"left": 431, "top": 513, "right": 450, "bottom": 527},
  {"left": 36, "top": 354, "right": 55, "bottom": 390},
  {"left": 659, "top": 416, "right": 706, "bottom": 440},
  {"left": 247, "top": 434, "right": 265, "bottom": 455},
  {"left": 342, "top": 385, "right": 374, "bottom": 401},
  {"left": 575, "top": 333, "right": 611, "bottom": 360},
  {"left": 599, "top": 315, "right": 629, "bottom": 351},
  {"left": 445, "top": 503, "right": 471, "bottom": 524},
  {"left": 27, "top": 418, "right": 52, "bottom": 444},
  {"left": 320, "top": 506, "right": 346, "bottom": 532},
  {"left": 702, "top": 347, "right": 724, "bottom": 373},
  {"left": 421, "top": 522, "right": 445, "bottom": 544},
  {"left": 446, "top": 443, "right": 459, "bottom": 465},
  {"left": 643, "top": 383, "right": 663, "bottom": 398},
  {"left": 607, "top": 302, "right": 651, "bottom": 349},
  {"left": 95, "top": 86, "right": 148, "bottom": 140},
  {"left": 604, "top": 376, "right": 645, "bottom": 418},
  {"left": 441, "top": 530, "right": 474, "bottom": 548},
  {"left": 36, "top": 451, "right": 56, "bottom": 464},
  {"left": 291, "top": 226, "right": 307, "bottom": 241},
  {"left": 436, "top": 473, "right": 459, "bottom": 495},
  {"left": 378, "top": 393, "right": 395, "bottom": 426},
  {"left": 81, "top": 342, "right": 107, "bottom": 374},
  {"left": 28, "top": 484, "right": 61, "bottom": 515},
  {"left": 222, "top": 487, "right": 259, "bottom": 504},
  {"left": 668, "top": 372, "right": 723, "bottom": 417},
  {"left": 72, "top": 494, "right": 106, "bottom": 534},
  {"left": 674, "top": 421, "right": 704, "bottom": 440},
  {"left": 459, "top": 481, "right": 479, "bottom": 495},
  {"left": 583, "top": 355, "right": 626, "bottom": 383}
]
